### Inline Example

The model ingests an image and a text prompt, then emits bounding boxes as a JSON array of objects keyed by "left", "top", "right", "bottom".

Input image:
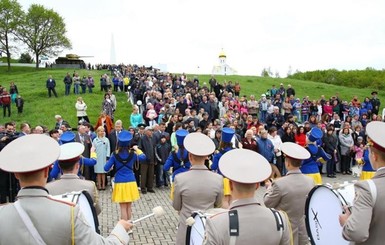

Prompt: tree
[
  {"left": 0, "top": 0, "right": 23, "bottom": 71},
  {"left": 18, "top": 52, "right": 33, "bottom": 63},
  {"left": 15, "top": 4, "right": 71, "bottom": 69}
]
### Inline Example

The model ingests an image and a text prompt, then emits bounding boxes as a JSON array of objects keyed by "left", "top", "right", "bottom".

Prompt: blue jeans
[
  {"left": 88, "top": 85, "right": 93, "bottom": 93},
  {"left": 260, "top": 111, "right": 267, "bottom": 123},
  {"left": 302, "top": 114, "right": 309, "bottom": 123},
  {"left": 327, "top": 156, "right": 335, "bottom": 176},
  {"left": 74, "top": 84, "right": 79, "bottom": 94},
  {"left": 156, "top": 164, "right": 168, "bottom": 187},
  {"left": 65, "top": 84, "right": 71, "bottom": 95}
]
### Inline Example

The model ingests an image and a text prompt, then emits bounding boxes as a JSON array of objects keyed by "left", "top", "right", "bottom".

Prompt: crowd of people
[{"left": 0, "top": 64, "right": 384, "bottom": 244}]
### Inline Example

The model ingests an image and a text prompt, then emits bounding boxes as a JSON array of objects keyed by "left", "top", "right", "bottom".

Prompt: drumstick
[
  {"left": 132, "top": 206, "right": 165, "bottom": 224},
  {"left": 185, "top": 217, "right": 204, "bottom": 239}
]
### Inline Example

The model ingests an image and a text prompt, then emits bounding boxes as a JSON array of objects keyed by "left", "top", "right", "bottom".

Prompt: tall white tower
[{"left": 110, "top": 33, "right": 116, "bottom": 65}]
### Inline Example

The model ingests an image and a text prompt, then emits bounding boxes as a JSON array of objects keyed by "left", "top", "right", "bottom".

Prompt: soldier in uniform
[
  {"left": 46, "top": 142, "right": 101, "bottom": 215},
  {"left": 264, "top": 142, "right": 315, "bottom": 245},
  {"left": 173, "top": 132, "right": 223, "bottom": 245},
  {"left": 339, "top": 121, "right": 385, "bottom": 244},
  {"left": 211, "top": 127, "right": 235, "bottom": 208},
  {"left": 0, "top": 134, "right": 132, "bottom": 244},
  {"left": 204, "top": 149, "right": 292, "bottom": 245},
  {"left": 164, "top": 129, "right": 190, "bottom": 200}
]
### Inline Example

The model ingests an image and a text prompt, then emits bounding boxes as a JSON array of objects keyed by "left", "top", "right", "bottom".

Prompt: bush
[{"left": 18, "top": 52, "right": 33, "bottom": 63}]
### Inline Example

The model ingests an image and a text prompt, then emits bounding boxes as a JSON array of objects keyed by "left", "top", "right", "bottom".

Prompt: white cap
[
  {"left": 0, "top": 135, "right": 60, "bottom": 173},
  {"left": 184, "top": 132, "right": 215, "bottom": 156},
  {"left": 366, "top": 121, "right": 385, "bottom": 152},
  {"left": 281, "top": 142, "right": 310, "bottom": 160},
  {"left": 219, "top": 149, "right": 271, "bottom": 184},
  {"left": 58, "top": 142, "right": 85, "bottom": 161}
]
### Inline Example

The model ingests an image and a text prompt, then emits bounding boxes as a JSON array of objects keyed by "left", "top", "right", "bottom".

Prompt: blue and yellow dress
[
  {"left": 360, "top": 149, "right": 375, "bottom": 180},
  {"left": 104, "top": 148, "right": 146, "bottom": 202},
  {"left": 211, "top": 146, "right": 233, "bottom": 195},
  {"left": 300, "top": 144, "right": 330, "bottom": 185},
  {"left": 164, "top": 148, "right": 191, "bottom": 200}
]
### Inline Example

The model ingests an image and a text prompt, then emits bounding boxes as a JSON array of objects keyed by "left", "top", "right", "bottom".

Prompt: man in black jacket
[{"left": 138, "top": 126, "right": 156, "bottom": 194}]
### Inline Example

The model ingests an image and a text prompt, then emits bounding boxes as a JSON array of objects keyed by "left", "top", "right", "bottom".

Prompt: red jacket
[{"left": 295, "top": 133, "right": 307, "bottom": 147}]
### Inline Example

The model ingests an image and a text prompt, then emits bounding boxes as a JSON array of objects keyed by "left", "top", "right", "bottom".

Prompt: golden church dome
[{"left": 218, "top": 50, "right": 226, "bottom": 58}]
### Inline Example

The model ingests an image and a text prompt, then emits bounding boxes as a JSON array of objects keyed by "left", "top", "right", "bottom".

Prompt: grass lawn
[{"left": 0, "top": 66, "right": 383, "bottom": 130}]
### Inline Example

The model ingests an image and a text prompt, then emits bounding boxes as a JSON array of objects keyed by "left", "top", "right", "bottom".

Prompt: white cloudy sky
[{"left": 18, "top": 0, "right": 385, "bottom": 76}]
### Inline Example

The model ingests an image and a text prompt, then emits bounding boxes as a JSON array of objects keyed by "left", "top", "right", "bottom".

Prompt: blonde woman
[
  {"left": 75, "top": 97, "right": 89, "bottom": 123},
  {"left": 130, "top": 105, "right": 143, "bottom": 128},
  {"left": 92, "top": 126, "right": 110, "bottom": 190}
]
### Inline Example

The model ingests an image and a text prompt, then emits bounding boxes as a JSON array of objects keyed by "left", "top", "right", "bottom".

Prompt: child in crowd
[{"left": 15, "top": 95, "right": 24, "bottom": 114}]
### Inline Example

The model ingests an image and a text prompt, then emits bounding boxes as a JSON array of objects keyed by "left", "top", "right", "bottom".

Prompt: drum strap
[
  {"left": 14, "top": 201, "right": 47, "bottom": 245},
  {"left": 367, "top": 179, "right": 377, "bottom": 204},
  {"left": 228, "top": 210, "right": 239, "bottom": 245}
]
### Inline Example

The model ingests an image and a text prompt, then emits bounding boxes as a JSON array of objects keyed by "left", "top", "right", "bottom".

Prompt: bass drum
[
  {"left": 52, "top": 190, "right": 100, "bottom": 234},
  {"left": 305, "top": 184, "right": 355, "bottom": 245},
  {"left": 186, "top": 208, "right": 227, "bottom": 245}
]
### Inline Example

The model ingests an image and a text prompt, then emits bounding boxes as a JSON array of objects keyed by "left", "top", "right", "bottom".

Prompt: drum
[
  {"left": 305, "top": 183, "right": 355, "bottom": 245},
  {"left": 186, "top": 208, "right": 227, "bottom": 245},
  {"left": 52, "top": 190, "right": 100, "bottom": 234}
]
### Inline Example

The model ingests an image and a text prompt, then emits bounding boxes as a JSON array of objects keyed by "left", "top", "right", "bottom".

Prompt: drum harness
[
  {"left": 114, "top": 152, "right": 135, "bottom": 172},
  {"left": 14, "top": 200, "right": 75, "bottom": 245},
  {"left": 228, "top": 206, "right": 284, "bottom": 245},
  {"left": 172, "top": 150, "right": 189, "bottom": 171}
]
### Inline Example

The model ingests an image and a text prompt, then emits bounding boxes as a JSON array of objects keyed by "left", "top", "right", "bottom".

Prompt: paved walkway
[{"left": 98, "top": 174, "right": 357, "bottom": 244}]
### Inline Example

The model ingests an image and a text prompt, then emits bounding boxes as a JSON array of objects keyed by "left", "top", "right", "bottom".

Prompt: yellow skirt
[
  {"left": 170, "top": 183, "right": 174, "bottom": 200},
  {"left": 223, "top": 178, "right": 231, "bottom": 196},
  {"left": 360, "top": 171, "right": 376, "bottom": 181},
  {"left": 305, "top": 173, "right": 322, "bottom": 185},
  {"left": 112, "top": 182, "right": 140, "bottom": 203}
]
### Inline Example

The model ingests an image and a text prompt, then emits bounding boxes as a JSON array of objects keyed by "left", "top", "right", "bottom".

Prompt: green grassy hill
[{"left": 0, "top": 67, "right": 382, "bottom": 130}]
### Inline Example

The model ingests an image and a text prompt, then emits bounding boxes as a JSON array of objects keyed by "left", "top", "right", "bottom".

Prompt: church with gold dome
[{"left": 212, "top": 49, "right": 237, "bottom": 75}]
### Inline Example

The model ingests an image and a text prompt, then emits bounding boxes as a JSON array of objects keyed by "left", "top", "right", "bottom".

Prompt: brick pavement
[{"left": 98, "top": 174, "right": 357, "bottom": 244}]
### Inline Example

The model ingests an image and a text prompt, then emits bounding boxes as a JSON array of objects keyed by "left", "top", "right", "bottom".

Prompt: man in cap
[
  {"left": 173, "top": 132, "right": 223, "bottom": 245},
  {"left": 0, "top": 135, "right": 132, "bottom": 244},
  {"left": 370, "top": 91, "right": 380, "bottom": 117},
  {"left": 46, "top": 142, "right": 101, "bottom": 215},
  {"left": 339, "top": 121, "right": 385, "bottom": 244},
  {"left": 204, "top": 149, "right": 292, "bottom": 245},
  {"left": 264, "top": 142, "right": 315, "bottom": 245}
]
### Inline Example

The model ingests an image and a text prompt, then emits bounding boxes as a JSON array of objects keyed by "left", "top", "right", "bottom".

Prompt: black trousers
[
  {"left": 3, "top": 104, "right": 10, "bottom": 117},
  {"left": 48, "top": 88, "right": 58, "bottom": 97},
  {"left": 140, "top": 164, "right": 154, "bottom": 191}
]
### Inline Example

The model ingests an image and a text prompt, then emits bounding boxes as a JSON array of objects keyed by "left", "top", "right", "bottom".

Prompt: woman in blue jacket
[
  {"left": 164, "top": 129, "right": 190, "bottom": 200},
  {"left": 211, "top": 127, "right": 235, "bottom": 208},
  {"left": 104, "top": 130, "right": 146, "bottom": 220}
]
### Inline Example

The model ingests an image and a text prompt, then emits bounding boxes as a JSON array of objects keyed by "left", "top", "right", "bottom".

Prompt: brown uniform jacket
[
  {"left": 342, "top": 167, "right": 385, "bottom": 244},
  {"left": 204, "top": 198, "right": 292, "bottom": 245},
  {"left": 172, "top": 164, "right": 223, "bottom": 245},
  {"left": 0, "top": 188, "right": 128, "bottom": 245},
  {"left": 264, "top": 169, "right": 315, "bottom": 245}
]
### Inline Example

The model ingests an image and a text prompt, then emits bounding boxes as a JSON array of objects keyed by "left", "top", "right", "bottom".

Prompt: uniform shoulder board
[{"left": 47, "top": 196, "right": 76, "bottom": 207}]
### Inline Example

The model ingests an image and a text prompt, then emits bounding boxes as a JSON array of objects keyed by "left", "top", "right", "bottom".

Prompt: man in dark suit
[
  {"left": 108, "top": 120, "right": 123, "bottom": 153},
  {"left": 138, "top": 126, "right": 156, "bottom": 194},
  {"left": 75, "top": 124, "right": 93, "bottom": 180}
]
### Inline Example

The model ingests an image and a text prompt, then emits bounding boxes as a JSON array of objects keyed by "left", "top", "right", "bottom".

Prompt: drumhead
[
  {"left": 52, "top": 191, "right": 100, "bottom": 234},
  {"left": 305, "top": 185, "right": 349, "bottom": 245},
  {"left": 186, "top": 212, "right": 206, "bottom": 245},
  {"left": 336, "top": 184, "right": 355, "bottom": 208}
]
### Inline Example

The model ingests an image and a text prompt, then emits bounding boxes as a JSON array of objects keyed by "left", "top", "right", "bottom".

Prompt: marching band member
[
  {"left": 340, "top": 121, "right": 385, "bottom": 244},
  {"left": 104, "top": 130, "right": 146, "bottom": 220},
  {"left": 163, "top": 129, "right": 190, "bottom": 200},
  {"left": 211, "top": 127, "right": 235, "bottom": 208},
  {"left": 264, "top": 142, "right": 315, "bottom": 245},
  {"left": 360, "top": 143, "right": 376, "bottom": 180},
  {"left": 204, "top": 149, "right": 292, "bottom": 245},
  {"left": 50, "top": 131, "right": 96, "bottom": 180},
  {"left": 173, "top": 132, "right": 223, "bottom": 245},
  {"left": 300, "top": 127, "right": 331, "bottom": 184},
  {"left": 0, "top": 135, "right": 132, "bottom": 244},
  {"left": 46, "top": 142, "right": 101, "bottom": 215}
]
